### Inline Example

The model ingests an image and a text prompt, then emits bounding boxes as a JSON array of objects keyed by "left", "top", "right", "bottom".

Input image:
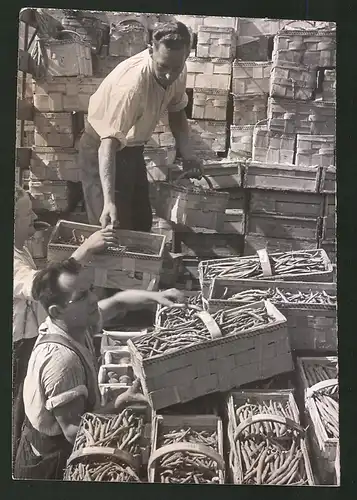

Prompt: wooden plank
[
  {"left": 16, "top": 147, "right": 32, "bottom": 170},
  {"left": 17, "top": 99, "right": 34, "bottom": 121},
  {"left": 18, "top": 49, "right": 35, "bottom": 75}
]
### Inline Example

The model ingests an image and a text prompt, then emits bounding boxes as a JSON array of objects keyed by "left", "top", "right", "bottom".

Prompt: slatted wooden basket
[
  {"left": 226, "top": 389, "right": 315, "bottom": 485},
  {"left": 270, "top": 61, "right": 317, "bottom": 100},
  {"left": 148, "top": 414, "right": 225, "bottom": 484},
  {"left": 47, "top": 220, "right": 166, "bottom": 289},
  {"left": 252, "top": 121, "right": 295, "bottom": 164},
  {"left": 296, "top": 357, "right": 339, "bottom": 484},
  {"left": 205, "top": 278, "right": 337, "bottom": 352},
  {"left": 128, "top": 300, "right": 293, "bottom": 411}
]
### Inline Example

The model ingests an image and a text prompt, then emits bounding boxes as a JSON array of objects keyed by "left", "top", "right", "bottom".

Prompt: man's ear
[{"left": 48, "top": 304, "right": 62, "bottom": 319}]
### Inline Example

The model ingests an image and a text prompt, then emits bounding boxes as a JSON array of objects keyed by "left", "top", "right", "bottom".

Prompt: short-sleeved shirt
[
  {"left": 87, "top": 49, "right": 188, "bottom": 148},
  {"left": 13, "top": 246, "right": 46, "bottom": 343},
  {"left": 23, "top": 317, "right": 101, "bottom": 436}
]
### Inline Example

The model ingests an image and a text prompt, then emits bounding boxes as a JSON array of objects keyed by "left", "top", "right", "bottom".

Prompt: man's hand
[
  {"left": 84, "top": 227, "right": 118, "bottom": 254},
  {"left": 100, "top": 202, "right": 118, "bottom": 229},
  {"left": 154, "top": 288, "right": 185, "bottom": 307},
  {"left": 182, "top": 157, "right": 204, "bottom": 180},
  {"left": 114, "top": 379, "right": 149, "bottom": 411}
]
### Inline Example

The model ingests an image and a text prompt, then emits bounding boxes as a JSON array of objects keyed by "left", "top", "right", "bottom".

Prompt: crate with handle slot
[
  {"left": 232, "top": 61, "right": 272, "bottom": 95},
  {"left": 269, "top": 61, "right": 318, "bottom": 100},
  {"left": 192, "top": 88, "right": 229, "bottom": 121},
  {"left": 30, "top": 147, "right": 80, "bottom": 182},
  {"left": 244, "top": 235, "right": 319, "bottom": 256},
  {"left": 246, "top": 212, "right": 320, "bottom": 242},
  {"left": 47, "top": 220, "right": 166, "bottom": 290},
  {"left": 252, "top": 120, "right": 295, "bottom": 164},
  {"left": 152, "top": 171, "right": 229, "bottom": 231},
  {"left": 232, "top": 93, "right": 268, "bottom": 126},
  {"left": 186, "top": 57, "right": 232, "bottom": 90},
  {"left": 198, "top": 248, "right": 333, "bottom": 298},
  {"left": 196, "top": 25, "right": 236, "bottom": 59},
  {"left": 128, "top": 299, "right": 293, "bottom": 410},
  {"left": 226, "top": 389, "right": 315, "bottom": 485},
  {"left": 296, "top": 135, "right": 335, "bottom": 168},
  {"left": 296, "top": 356, "right": 339, "bottom": 484},
  {"left": 205, "top": 278, "right": 337, "bottom": 352},
  {"left": 148, "top": 414, "right": 225, "bottom": 484}
]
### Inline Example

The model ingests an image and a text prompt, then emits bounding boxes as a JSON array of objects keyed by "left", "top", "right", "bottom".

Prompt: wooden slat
[
  {"left": 17, "top": 99, "right": 34, "bottom": 121},
  {"left": 16, "top": 147, "right": 32, "bottom": 170},
  {"left": 18, "top": 49, "right": 35, "bottom": 76}
]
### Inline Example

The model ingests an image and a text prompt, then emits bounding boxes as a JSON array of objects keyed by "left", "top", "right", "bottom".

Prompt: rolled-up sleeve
[
  {"left": 88, "top": 80, "right": 143, "bottom": 149},
  {"left": 167, "top": 66, "right": 188, "bottom": 113},
  {"left": 13, "top": 256, "right": 38, "bottom": 300}
]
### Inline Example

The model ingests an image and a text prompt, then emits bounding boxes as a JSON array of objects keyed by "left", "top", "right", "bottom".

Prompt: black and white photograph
[{"left": 13, "top": 8, "right": 337, "bottom": 486}]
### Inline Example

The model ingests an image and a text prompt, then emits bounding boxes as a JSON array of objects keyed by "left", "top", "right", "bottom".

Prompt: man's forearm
[
  {"left": 98, "top": 290, "right": 157, "bottom": 323},
  {"left": 168, "top": 109, "right": 194, "bottom": 159},
  {"left": 98, "top": 138, "right": 118, "bottom": 205}
]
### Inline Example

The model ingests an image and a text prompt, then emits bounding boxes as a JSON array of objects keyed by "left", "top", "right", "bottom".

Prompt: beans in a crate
[
  {"left": 232, "top": 399, "right": 309, "bottom": 485},
  {"left": 157, "top": 293, "right": 203, "bottom": 327},
  {"left": 220, "top": 287, "right": 336, "bottom": 305},
  {"left": 156, "top": 427, "right": 220, "bottom": 484}
]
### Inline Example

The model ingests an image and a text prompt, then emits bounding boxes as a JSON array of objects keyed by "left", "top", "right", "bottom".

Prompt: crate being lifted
[{"left": 47, "top": 220, "right": 166, "bottom": 290}]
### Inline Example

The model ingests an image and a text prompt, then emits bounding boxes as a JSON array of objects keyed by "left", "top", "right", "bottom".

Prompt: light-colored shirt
[
  {"left": 13, "top": 246, "right": 46, "bottom": 343},
  {"left": 87, "top": 49, "right": 188, "bottom": 148},
  {"left": 23, "top": 317, "right": 101, "bottom": 436}
]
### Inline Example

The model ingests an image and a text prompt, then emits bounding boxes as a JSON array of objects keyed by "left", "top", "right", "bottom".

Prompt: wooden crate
[
  {"left": 244, "top": 234, "right": 319, "bottom": 256},
  {"left": 267, "top": 97, "right": 336, "bottom": 135},
  {"left": 237, "top": 18, "right": 282, "bottom": 37},
  {"left": 30, "top": 147, "right": 80, "bottom": 182},
  {"left": 197, "top": 26, "right": 236, "bottom": 59},
  {"left": 92, "top": 52, "right": 127, "bottom": 77},
  {"left": 109, "top": 23, "right": 147, "bottom": 58},
  {"left": 128, "top": 300, "right": 292, "bottom": 410},
  {"left": 296, "top": 357, "right": 339, "bottom": 483},
  {"left": 229, "top": 125, "right": 254, "bottom": 158},
  {"left": 187, "top": 120, "right": 227, "bottom": 156},
  {"left": 47, "top": 220, "right": 166, "bottom": 290},
  {"left": 232, "top": 94, "right": 267, "bottom": 126},
  {"left": 144, "top": 146, "right": 176, "bottom": 168},
  {"left": 226, "top": 188, "right": 246, "bottom": 210},
  {"left": 33, "top": 77, "right": 104, "bottom": 112},
  {"left": 169, "top": 160, "right": 242, "bottom": 190},
  {"left": 320, "top": 166, "right": 336, "bottom": 194},
  {"left": 176, "top": 225, "right": 244, "bottom": 258},
  {"left": 319, "top": 239, "right": 336, "bottom": 264},
  {"left": 296, "top": 135, "right": 335, "bottom": 167},
  {"left": 100, "top": 330, "right": 149, "bottom": 354},
  {"left": 244, "top": 161, "right": 321, "bottom": 193},
  {"left": 40, "top": 37, "right": 93, "bottom": 77},
  {"left": 34, "top": 112, "right": 75, "bottom": 148},
  {"left": 252, "top": 125, "right": 295, "bottom": 164},
  {"left": 192, "top": 88, "right": 229, "bottom": 121},
  {"left": 272, "top": 29, "right": 336, "bottom": 68},
  {"left": 186, "top": 57, "right": 232, "bottom": 90},
  {"left": 28, "top": 180, "right": 72, "bottom": 212},
  {"left": 249, "top": 190, "right": 324, "bottom": 219},
  {"left": 207, "top": 279, "right": 336, "bottom": 352},
  {"left": 232, "top": 61, "right": 271, "bottom": 95},
  {"left": 247, "top": 213, "right": 320, "bottom": 242},
  {"left": 236, "top": 35, "right": 269, "bottom": 61},
  {"left": 317, "top": 69, "right": 336, "bottom": 102},
  {"left": 270, "top": 61, "right": 317, "bottom": 100},
  {"left": 148, "top": 414, "right": 225, "bottom": 484},
  {"left": 226, "top": 389, "right": 315, "bottom": 485}
]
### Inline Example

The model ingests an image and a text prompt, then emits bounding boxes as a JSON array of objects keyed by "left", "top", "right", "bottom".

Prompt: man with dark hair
[
  {"left": 78, "top": 20, "right": 203, "bottom": 230},
  {"left": 14, "top": 259, "right": 183, "bottom": 479}
]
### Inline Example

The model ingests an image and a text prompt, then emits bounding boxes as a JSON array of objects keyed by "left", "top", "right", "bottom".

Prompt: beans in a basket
[
  {"left": 64, "top": 410, "right": 146, "bottom": 482},
  {"left": 156, "top": 427, "right": 221, "bottom": 484},
  {"left": 135, "top": 305, "right": 275, "bottom": 359},
  {"left": 201, "top": 251, "right": 326, "bottom": 281},
  {"left": 221, "top": 287, "right": 336, "bottom": 306},
  {"left": 157, "top": 293, "right": 203, "bottom": 328},
  {"left": 232, "top": 399, "right": 308, "bottom": 485}
]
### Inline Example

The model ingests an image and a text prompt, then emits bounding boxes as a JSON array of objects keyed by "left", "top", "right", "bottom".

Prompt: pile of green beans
[
  {"left": 232, "top": 400, "right": 308, "bottom": 485},
  {"left": 157, "top": 294, "right": 203, "bottom": 328},
  {"left": 221, "top": 287, "right": 336, "bottom": 306},
  {"left": 202, "top": 251, "right": 326, "bottom": 281},
  {"left": 156, "top": 427, "right": 220, "bottom": 484},
  {"left": 134, "top": 305, "right": 275, "bottom": 359},
  {"left": 64, "top": 410, "right": 145, "bottom": 482}
]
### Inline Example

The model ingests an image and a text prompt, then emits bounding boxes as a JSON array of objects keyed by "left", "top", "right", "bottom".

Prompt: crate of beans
[
  {"left": 63, "top": 408, "right": 151, "bottom": 482},
  {"left": 296, "top": 357, "right": 339, "bottom": 484},
  {"left": 101, "top": 328, "right": 149, "bottom": 354},
  {"left": 226, "top": 389, "right": 315, "bottom": 485},
  {"left": 148, "top": 414, "right": 225, "bottom": 484},
  {"left": 206, "top": 279, "right": 337, "bottom": 351}
]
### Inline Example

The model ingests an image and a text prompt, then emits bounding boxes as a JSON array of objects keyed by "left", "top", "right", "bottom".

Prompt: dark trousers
[
  {"left": 14, "top": 418, "right": 72, "bottom": 480},
  {"left": 12, "top": 337, "right": 37, "bottom": 470}
]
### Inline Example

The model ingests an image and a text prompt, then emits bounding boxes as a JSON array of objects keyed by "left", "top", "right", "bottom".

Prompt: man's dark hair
[
  {"left": 32, "top": 258, "right": 82, "bottom": 312},
  {"left": 152, "top": 21, "right": 191, "bottom": 50}
]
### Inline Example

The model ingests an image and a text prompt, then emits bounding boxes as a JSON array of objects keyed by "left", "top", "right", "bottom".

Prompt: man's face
[
  {"left": 15, "top": 193, "right": 37, "bottom": 242},
  {"left": 54, "top": 270, "right": 100, "bottom": 331},
  {"left": 151, "top": 42, "right": 189, "bottom": 87}
]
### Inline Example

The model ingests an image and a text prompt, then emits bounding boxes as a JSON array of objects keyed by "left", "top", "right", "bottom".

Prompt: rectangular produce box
[
  {"left": 248, "top": 190, "right": 324, "bottom": 219},
  {"left": 232, "top": 61, "right": 272, "bottom": 95},
  {"left": 186, "top": 57, "right": 232, "bottom": 90},
  {"left": 30, "top": 147, "right": 80, "bottom": 182},
  {"left": 197, "top": 25, "right": 236, "bottom": 59},
  {"left": 252, "top": 125, "right": 295, "bottom": 164},
  {"left": 206, "top": 279, "right": 337, "bottom": 351},
  {"left": 34, "top": 112, "right": 75, "bottom": 148},
  {"left": 244, "top": 235, "right": 319, "bottom": 256},
  {"left": 192, "top": 88, "right": 229, "bottom": 121},
  {"left": 232, "top": 94, "right": 268, "bottom": 126},
  {"left": 246, "top": 213, "right": 320, "bottom": 242},
  {"left": 128, "top": 300, "right": 293, "bottom": 410},
  {"left": 296, "top": 135, "right": 335, "bottom": 168}
]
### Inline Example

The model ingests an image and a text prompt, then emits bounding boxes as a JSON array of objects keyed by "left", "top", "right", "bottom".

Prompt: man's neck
[{"left": 51, "top": 319, "right": 87, "bottom": 345}]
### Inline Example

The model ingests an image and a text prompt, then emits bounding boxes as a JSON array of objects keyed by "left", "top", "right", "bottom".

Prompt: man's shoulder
[{"left": 105, "top": 50, "right": 150, "bottom": 87}]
